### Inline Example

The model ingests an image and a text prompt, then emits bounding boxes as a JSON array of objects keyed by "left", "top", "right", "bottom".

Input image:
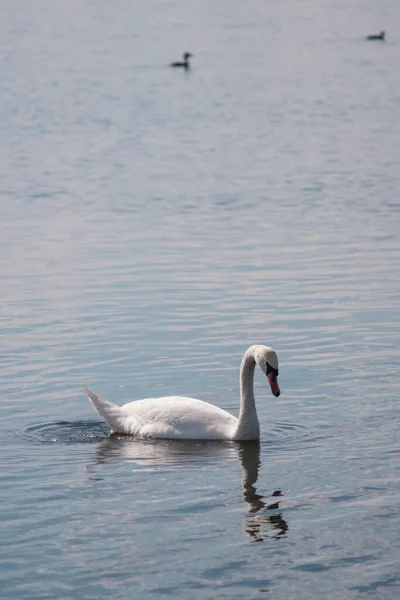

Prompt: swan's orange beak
[{"left": 268, "top": 372, "right": 281, "bottom": 397}]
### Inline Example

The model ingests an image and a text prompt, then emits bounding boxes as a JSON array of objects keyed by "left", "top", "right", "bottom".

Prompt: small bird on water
[
  {"left": 170, "top": 52, "right": 193, "bottom": 69},
  {"left": 366, "top": 31, "right": 385, "bottom": 41}
]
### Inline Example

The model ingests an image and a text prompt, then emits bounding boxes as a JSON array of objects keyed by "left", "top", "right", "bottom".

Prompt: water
[{"left": 1, "top": 0, "right": 400, "bottom": 598}]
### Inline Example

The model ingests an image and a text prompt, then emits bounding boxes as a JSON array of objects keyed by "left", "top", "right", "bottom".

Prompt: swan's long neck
[{"left": 236, "top": 350, "right": 260, "bottom": 440}]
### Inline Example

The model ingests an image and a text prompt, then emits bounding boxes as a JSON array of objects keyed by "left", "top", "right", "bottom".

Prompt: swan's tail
[{"left": 84, "top": 386, "right": 127, "bottom": 432}]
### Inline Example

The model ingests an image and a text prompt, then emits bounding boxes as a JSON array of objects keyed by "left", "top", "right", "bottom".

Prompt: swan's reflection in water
[
  {"left": 238, "top": 441, "right": 288, "bottom": 542},
  {"left": 90, "top": 435, "right": 240, "bottom": 469},
  {"left": 88, "top": 435, "right": 288, "bottom": 542}
]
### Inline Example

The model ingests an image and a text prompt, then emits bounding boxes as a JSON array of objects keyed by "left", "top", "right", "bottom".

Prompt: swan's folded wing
[{"left": 122, "top": 396, "right": 238, "bottom": 439}]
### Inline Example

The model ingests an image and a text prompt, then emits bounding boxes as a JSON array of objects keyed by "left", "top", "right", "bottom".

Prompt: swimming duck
[
  {"left": 366, "top": 31, "right": 385, "bottom": 40},
  {"left": 170, "top": 52, "right": 193, "bottom": 69}
]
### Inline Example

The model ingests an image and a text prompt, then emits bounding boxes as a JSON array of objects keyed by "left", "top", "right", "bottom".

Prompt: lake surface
[{"left": 1, "top": 0, "right": 400, "bottom": 598}]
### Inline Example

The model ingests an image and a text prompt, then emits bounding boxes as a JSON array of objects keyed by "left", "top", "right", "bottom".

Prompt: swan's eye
[{"left": 266, "top": 363, "right": 279, "bottom": 381}]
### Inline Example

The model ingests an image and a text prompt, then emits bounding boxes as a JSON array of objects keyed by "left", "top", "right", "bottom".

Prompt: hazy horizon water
[{"left": 1, "top": 0, "right": 400, "bottom": 598}]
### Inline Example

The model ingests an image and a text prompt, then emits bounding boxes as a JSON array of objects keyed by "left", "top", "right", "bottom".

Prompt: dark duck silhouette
[
  {"left": 170, "top": 52, "right": 193, "bottom": 69},
  {"left": 366, "top": 31, "right": 385, "bottom": 40}
]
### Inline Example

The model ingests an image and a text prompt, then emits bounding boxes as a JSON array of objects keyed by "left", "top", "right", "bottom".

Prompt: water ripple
[
  {"left": 23, "top": 419, "right": 314, "bottom": 449},
  {"left": 24, "top": 420, "right": 109, "bottom": 444}
]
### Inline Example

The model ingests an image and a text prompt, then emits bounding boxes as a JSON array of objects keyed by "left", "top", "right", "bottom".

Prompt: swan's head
[
  {"left": 253, "top": 346, "right": 280, "bottom": 398},
  {"left": 183, "top": 52, "right": 193, "bottom": 59}
]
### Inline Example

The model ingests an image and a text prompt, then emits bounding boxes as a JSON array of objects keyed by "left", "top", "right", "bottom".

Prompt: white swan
[{"left": 84, "top": 345, "right": 280, "bottom": 441}]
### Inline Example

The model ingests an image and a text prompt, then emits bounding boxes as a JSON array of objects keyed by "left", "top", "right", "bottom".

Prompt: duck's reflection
[
  {"left": 238, "top": 441, "right": 288, "bottom": 541},
  {"left": 88, "top": 435, "right": 288, "bottom": 542}
]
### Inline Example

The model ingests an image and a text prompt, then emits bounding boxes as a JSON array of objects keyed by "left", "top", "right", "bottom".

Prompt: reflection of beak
[{"left": 267, "top": 372, "right": 281, "bottom": 397}]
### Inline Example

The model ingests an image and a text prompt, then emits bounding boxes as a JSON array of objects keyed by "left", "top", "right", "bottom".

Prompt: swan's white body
[{"left": 84, "top": 345, "right": 280, "bottom": 441}]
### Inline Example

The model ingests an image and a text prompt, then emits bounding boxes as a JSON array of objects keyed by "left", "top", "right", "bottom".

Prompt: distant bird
[
  {"left": 366, "top": 31, "right": 385, "bottom": 41},
  {"left": 170, "top": 52, "right": 193, "bottom": 69}
]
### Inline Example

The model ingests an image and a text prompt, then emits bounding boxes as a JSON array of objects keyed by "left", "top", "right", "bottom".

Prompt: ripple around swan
[
  {"left": 24, "top": 420, "right": 109, "bottom": 444},
  {"left": 261, "top": 421, "right": 332, "bottom": 453},
  {"left": 24, "top": 419, "right": 313, "bottom": 448},
  {"left": 263, "top": 420, "right": 308, "bottom": 443}
]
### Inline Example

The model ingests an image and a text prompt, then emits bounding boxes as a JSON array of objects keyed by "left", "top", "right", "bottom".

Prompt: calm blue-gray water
[{"left": 1, "top": 0, "right": 400, "bottom": 598}]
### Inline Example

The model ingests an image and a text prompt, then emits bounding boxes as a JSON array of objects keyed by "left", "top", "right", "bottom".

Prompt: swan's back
[
  {"left": 124, "top": 396, "right": 237, "bottom": 439},
  {"left": 85, "top": 387, "right": 238, "bottom": 440}
]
